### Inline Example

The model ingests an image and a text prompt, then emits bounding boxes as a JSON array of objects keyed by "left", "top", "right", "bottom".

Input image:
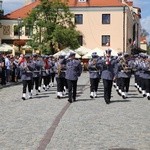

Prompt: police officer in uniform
[
  {"left": 139, "top": 54, "right": 150, "bottom": 99},
  {"left": 20, "top": 55, "right": 33, "bottom": 100},
  {"left": 88, "top": 52, "right": 101, "bottom": 98},
  {"left": 101, "top": 49, "right": 117, "bottom": 104},
  {"left": 116, "top": 53, "right": 132, "bottom": 99},
  {"left": 31, "top": 54, "right": 41, "bottom": 95},
  {"left": 49, "top": 55, "right": 55, "bottom": 87},
  {"left": 41, "top": 55, "right": 50, "bottom": 91},
  {"left": 65, "top": 52, "right": 82, "bottom": 103},
  {"left": 55, "top": 54, "right": 66, "bottom": 98}
]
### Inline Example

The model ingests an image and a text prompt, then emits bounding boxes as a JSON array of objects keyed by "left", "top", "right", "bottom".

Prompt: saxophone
[{"left": 57, "top": 62, "right": 62, "bottom": 77}]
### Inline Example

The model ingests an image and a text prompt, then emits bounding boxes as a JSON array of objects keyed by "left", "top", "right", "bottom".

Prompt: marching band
[{"left": 1, "top": 49, "right": 150, "bottom": 104}]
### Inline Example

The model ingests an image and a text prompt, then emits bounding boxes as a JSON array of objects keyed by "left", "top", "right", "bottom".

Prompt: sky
[{"left": 2, "top": 0, "right": 150, "bottom": 41}]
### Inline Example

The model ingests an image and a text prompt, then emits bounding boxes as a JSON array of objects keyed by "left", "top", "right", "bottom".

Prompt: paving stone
[{"left": 0, "top": 73, "right": 150, "bottom": 150}]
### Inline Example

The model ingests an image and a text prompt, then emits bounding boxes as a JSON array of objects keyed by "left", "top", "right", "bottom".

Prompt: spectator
[{"left": 0, "top": 53, "right": 6, "bottom": 85}]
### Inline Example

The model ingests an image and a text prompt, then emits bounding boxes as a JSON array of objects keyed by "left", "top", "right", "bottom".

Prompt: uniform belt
[
  {"left": 90, "top": 71, "right": 99, "bottom": 72},
  {"left": 121, "top": 70, "right": 131, "bottom": 73},
  {"left": 34, "top": 71, "right": 40, "bottom": 73}
]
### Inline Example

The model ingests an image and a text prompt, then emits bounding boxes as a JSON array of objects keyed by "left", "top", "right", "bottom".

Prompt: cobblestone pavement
[{"left": 0, "top": 72, "right": 150, "bottom": 150}]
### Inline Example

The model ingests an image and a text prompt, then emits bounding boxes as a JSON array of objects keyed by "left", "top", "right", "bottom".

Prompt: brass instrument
[
  {"left": 92, "top": 58, "right": 97, "bottom": 65},
  {"left": 90, "top": 58, "right": 98, "bottom": 71},
  {"left": 57, "top": 62, "right": 62, "bottom": 77},
  {"left": 119, "top": 57, "right": 131, "bottom": 73}
]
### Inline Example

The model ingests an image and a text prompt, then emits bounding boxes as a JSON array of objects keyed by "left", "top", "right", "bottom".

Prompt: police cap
[
  {"left": 91, "top": 52, "right": 98, "bottom": 58},
  {"left": 69, "top": 52, "right": 76, "bottom": 57},
  {"left": 105, "top": 49, "right": 112, "bottom": 54},
  {"left": 25, "top": 54, "right": 31, "bottom": 58},
  {"left": 59, "top": 55, "right": 65, "bottom": 59}
]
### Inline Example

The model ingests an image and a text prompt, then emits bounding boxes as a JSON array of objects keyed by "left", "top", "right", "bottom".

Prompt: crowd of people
[
  {"left": 0, "top": 49, "right": 150, "bottom": 104},
  {"left": 0, "top": 53, "right": 20, "bottom": 85}
]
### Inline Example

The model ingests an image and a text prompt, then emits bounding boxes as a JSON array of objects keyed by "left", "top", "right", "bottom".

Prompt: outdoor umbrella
[
  {"left": 53, "top": 47, "right": 81, "bottom": 58},
  {"left": 0, "top": 43, "right": 14, "bottom": 52},
  {"left": 75, "top": 46, "right": 90, "bottom": 56},
  {"left": 82, "top": 47, "right": 105, "bottom": 59},
  {"left": 22, "top": 45, "right": 32, "bottom": 50}
]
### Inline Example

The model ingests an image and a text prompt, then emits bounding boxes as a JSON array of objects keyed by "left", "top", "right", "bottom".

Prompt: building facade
[{"left": 0, "top": 0, "right": 141, "bottom": 54}]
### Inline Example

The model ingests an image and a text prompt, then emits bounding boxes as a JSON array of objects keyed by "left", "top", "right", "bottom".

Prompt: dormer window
[{"left": 78, "top": 0, "right": 87, "bottom": 2}]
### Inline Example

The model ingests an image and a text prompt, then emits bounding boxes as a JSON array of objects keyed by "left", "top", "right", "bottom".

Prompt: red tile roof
[
  {"left": 3, "top": 0, "right": 125, "bottom": 19},
  {"left": 3, "top": 0, "right": 40, "bottom": 19},
  {"left": 66, "top": 0, "right": 124, "bottom": 7}
]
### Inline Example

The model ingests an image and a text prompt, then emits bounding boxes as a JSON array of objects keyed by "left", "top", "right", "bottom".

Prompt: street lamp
[
  {"left": 18, "top": 17, "right": 22, "bottom": 39},
  {"left": 0, "top": 0, "right": 4, "bottom": 17}
]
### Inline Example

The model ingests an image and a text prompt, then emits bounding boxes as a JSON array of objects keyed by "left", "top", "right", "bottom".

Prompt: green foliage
[
  {"left": 52, "top": 25, "right": 80, "bottom": 50},
  {"left": 23, "top": 0, "right": 80, "bottom": 54}
]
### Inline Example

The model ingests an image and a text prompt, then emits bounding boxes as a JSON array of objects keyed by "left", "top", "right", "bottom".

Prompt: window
[
  {"left": 78, "top": 0, "right": 87, "bottom": 2},
  {"left": 75, "top": 14, "right": 83, "bottom": 24},
  {"left": 78, "top": 35, "right": 83, "bottom": 46},
  {"left": 25, "top": 26, "right": 32, "bottom": 36},
  {"left": 102, "top": 14, "right": 110, "bottom": 24},
  {"left": 102, "top": 35, "right": 110, "bottom": 46},
  {"left": 14, "top": 25, "right": 19, "bottom": 36}
]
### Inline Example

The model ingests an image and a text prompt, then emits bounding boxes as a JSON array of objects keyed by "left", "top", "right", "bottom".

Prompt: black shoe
[
  {"left": 73, "top": 99, "right": 76, "bottom": 102},
  {"left": 38, "top": 90, "right": 41, "bottom": 93},
  {"left": 68, "top": 99, "right": 72, "bottom": 103},
  {"left": 57, "top": 95, "right": 61, "bottom": 99},
  {"left": 22, "top": 97, "right": 26, "bottom": 100},
  {"left": 138, "top": 89, "right": 142, "bottom": 93},
  {"left": 122, "top": 95, "right": 126, "bottom": 99},
  {"left": 143, "top": 94, "right": 146, "bottom": 97},
  {"left": 105, "top": 98, "right": 110, "bottom": 104},
  {"left": 147, "top": 96, "right": 150, "bottom": 100},
  {"left": 118, "top": 92, "right": 121, "bottom": 96},
  {"left": 90, "top": 95, "right": 94, "bottom": 98},
  {"left": 106, "top": 101, "right": 111, "bottom": 104}
]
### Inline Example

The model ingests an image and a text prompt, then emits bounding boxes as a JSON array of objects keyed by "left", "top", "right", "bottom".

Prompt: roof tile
[{"left": 3, "top": 0, "right": 125, "bottom": 19}]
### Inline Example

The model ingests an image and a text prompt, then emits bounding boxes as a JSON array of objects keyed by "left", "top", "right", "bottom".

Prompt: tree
[{"left": 23, "top": 0, "right": 80, "bottom": 54}]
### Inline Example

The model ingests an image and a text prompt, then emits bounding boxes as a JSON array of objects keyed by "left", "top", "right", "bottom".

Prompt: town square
[{"left": 0, "top": 0, "right": 150, "bottom": 150}]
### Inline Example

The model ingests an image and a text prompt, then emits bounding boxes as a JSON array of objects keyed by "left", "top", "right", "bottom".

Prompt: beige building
[
  {"left": 140, "top": 37, "right": 148, "bottom": 51},
  {"left": 0, "top": 0, "right": 141, "bottom": 54}
]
